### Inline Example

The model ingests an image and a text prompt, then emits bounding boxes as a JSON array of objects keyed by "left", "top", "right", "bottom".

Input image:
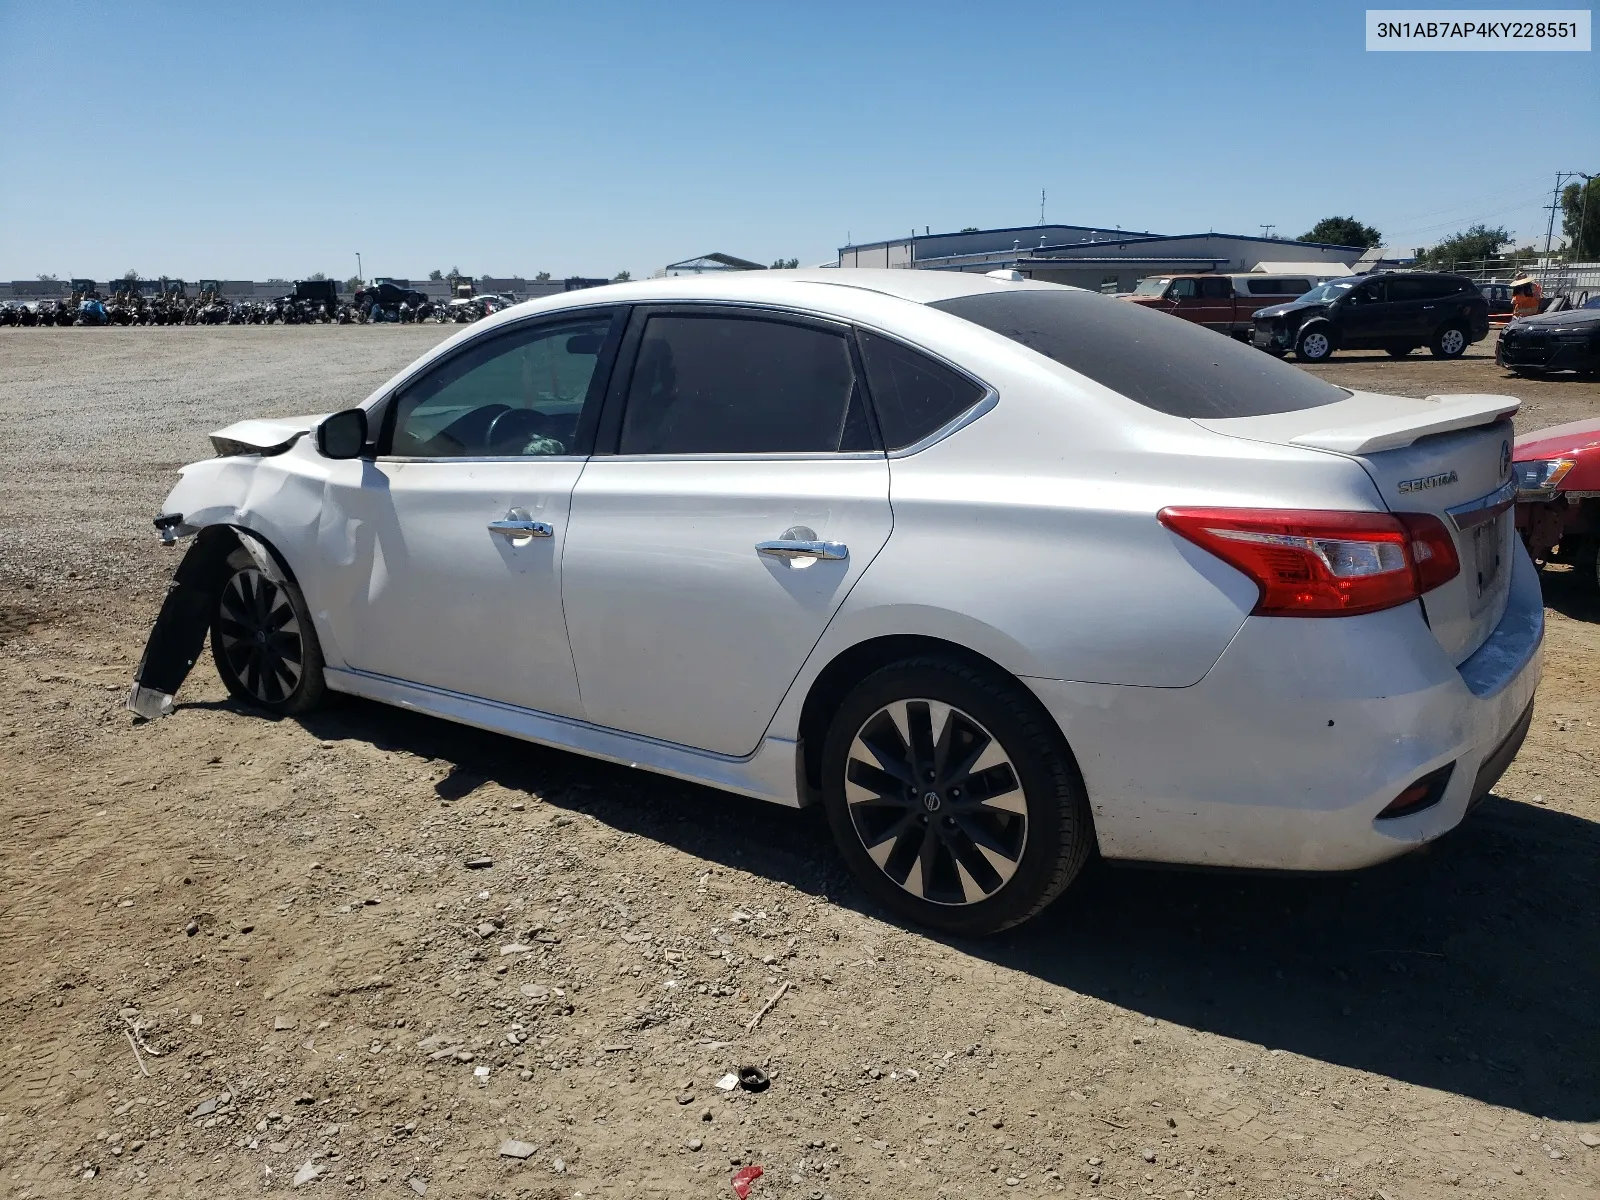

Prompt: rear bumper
[{"left": 1025, "top": 545, "right": 1543, "bottom": 871}]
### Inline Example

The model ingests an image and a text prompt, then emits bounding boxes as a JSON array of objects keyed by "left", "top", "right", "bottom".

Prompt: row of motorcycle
[{"left": 0, "top": 292, "right": 510, "bottom": 328}]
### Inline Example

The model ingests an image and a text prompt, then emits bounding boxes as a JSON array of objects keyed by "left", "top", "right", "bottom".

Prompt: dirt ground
[{"left": 0, "top": 328, "right": 1597, "bottom": 1200}]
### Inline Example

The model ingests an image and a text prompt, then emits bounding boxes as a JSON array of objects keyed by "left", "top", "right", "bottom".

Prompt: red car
[{"left": 1514, "top": 416, "right": 1600, "bottom": 588}]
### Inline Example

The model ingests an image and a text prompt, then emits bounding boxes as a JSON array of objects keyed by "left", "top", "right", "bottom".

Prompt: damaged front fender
[{"left": 126, "top": 526, "right": 245, "bottom": 718}]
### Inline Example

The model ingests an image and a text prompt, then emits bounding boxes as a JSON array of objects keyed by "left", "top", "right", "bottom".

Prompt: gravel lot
[{"left": 1, "top": 327, "right": 1597, "bottom": 1200}]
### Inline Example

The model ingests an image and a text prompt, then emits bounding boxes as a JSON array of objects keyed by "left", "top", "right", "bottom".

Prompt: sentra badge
[{"left": 1397, "top": 470, "right": 1459, "bottom": 494}]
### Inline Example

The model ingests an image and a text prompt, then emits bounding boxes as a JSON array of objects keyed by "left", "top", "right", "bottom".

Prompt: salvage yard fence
[{"left": 1438, "top": 257, "right": 1600, "bottom": 303}]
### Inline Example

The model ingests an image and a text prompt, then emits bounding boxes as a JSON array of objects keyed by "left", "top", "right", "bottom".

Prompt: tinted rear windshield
[{"left": 931, "top": 289, "right": 1347, "bottom": 419}]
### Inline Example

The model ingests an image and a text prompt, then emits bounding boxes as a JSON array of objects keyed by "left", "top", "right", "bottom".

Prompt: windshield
[
  {"left": 933, "top": 289, "right": 1348, "bottom": 419},
  {"left": 1300, "top": 279, "right": 1358, "bottom": 303},
  {"left": 1131, "top": 277, "right": 1170, "bottom": 297}
]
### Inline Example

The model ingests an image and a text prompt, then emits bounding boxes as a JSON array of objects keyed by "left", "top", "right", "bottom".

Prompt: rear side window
[
  {"left": 858, "top": 332, "right": 987, "bottom": 450},
  {"left": 1387, "top": 277, "right": 1433, "bottom": 302},
  {"left": 618, "top": 314, "right": 873, "bottom": 455},
  {"left": 931, "top": 290, "right": 1347, "bottom": 419},
  {"left": 1245, "top": 277, "right": 1310, "bottom": 295},
  {"left": 1197, "top": 277, "right": 1232, "bottom": 299}
]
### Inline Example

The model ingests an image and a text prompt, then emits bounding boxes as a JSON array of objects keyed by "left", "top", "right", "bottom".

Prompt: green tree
[
  {"left": 308, "top": 272, "right": 327, "bottom": 280},
  {"left": 613, "top": 270, "right": 632, "bottom": 282},
  {"left": 960, "top": 227, "right": 979, "bottom": 233},
  {"left": 1300, "top": 216, "right": 1383, "bottom": 248},
  {"left": 428, "top": 269, "right": 444, "bottom": 281},
  {"left": 769, "top": 257, "right": 799, "bottom": 269},
  {"left": 1560, "top": 178, "right": 1600, "bottom": 259},
  {"left": 37, "top": 273, "right": 58, "bottom": 282},
  {"left": 122, "top": 269, "right": 140, "bottom": 282},
  {"left": 345, "top": 275, "right": 364, "bottom": 292},
  {"left": 1420, "top": 224, "right": 1512, "bottom": 268},
  {"left": 535, "top": 271, "right": 551, "bottom": 281}
]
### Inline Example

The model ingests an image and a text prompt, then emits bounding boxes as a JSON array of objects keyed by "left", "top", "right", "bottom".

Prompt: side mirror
[{"left": 317, "top": 408, "right": 368, "bottom": 459}]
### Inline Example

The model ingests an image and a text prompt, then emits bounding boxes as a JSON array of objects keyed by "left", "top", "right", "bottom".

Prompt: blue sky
[{"left": 1, "top": 1, "right": 1594, "bottom": 280}]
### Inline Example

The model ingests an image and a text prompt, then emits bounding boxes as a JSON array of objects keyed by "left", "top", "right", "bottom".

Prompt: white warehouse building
[{"left": 836, "top": 224, "right": 1370, "bottom": 292}]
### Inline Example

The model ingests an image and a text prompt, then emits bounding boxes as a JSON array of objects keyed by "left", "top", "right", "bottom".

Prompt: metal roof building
[{"left": 835, "top": 226, "right": 1367, "bottom": 292}]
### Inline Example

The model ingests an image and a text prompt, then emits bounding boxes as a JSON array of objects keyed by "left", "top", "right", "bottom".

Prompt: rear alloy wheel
[
  {"left": 1295, "top": 328, "right": 1333, "bottom": 362},
  {"left": 211, "top": 551, "right": 325, "bottom": 715},
  {"left": 1432, "top": 325, "right": 1468, "bottom": 358},
  {"left": 821, "top": 657, "right": 1093, "bottom": 935}
]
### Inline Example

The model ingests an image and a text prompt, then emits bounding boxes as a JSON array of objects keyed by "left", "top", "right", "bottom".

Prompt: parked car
[
  {"left": 1251, "top": 272, "right": 1490, "bottom": 362},
  {"left": 1514, "top": 417, "right": 1600, "bottom": 588},
  {"left": 1124, "top": 273, "right": 1316, "bottom": 337},
  {"left": 130, "top": 271, "right": 1541, "bottom": 935},
  {"left": 1479, "top": 281, "right": 1514, "bottom": 317},
  {"left": 1495, "top": 304, "right": 1600, "bottom": 377}
]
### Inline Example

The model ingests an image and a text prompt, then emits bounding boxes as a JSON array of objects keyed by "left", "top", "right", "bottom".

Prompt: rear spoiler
[{"left": 1289, "top": 394, "right": 1520, "bottom": 455}]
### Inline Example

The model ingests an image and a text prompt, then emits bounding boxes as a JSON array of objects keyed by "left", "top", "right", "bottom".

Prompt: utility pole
[
  {"left": 1040, "top": 189, "right": 1046, "bottom": 225},
  {"left": 1541, "top": 173, "right": 1586, "bottom": 258},
  {"left": 355, "top": 252, "right": 363, "bottom": 284},
  {"left": 1580, "top": 174, "right": 1594, "bottom": 261},
  {"left": 1260, "top": 224, "right": 1276, "bottom": 239}
]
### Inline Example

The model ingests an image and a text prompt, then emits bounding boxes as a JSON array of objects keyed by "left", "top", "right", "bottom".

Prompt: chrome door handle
[
  {"left": 757, "top": 539, "right": 848, "bottom": 561},
  {"left": 489, "top": 519, "right": 553, "bottom": 538}
]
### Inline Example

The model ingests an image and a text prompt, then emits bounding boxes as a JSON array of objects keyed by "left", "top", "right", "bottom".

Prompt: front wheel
[
  {"left": 210, "top": 550, "right": 326, "bottom": 715},
  {"left": 1431, "top": 324, "right": 1468, "bottom": 358},
  {"left": 820, "top": 657, "right": 1094, "bottom": 936},
  {"left": 1295, "top": 327, "right": 1333, "bottom": 362}
]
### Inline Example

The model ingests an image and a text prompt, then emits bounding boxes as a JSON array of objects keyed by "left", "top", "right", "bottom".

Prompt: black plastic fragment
[{"left": 737, "top": 1065, "right": 769, "bottom": 1093}]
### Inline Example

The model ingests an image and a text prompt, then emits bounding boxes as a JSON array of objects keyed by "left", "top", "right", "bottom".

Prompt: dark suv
[{"left": 1251, "top": 272, "right": 1489, "bottom": 362}]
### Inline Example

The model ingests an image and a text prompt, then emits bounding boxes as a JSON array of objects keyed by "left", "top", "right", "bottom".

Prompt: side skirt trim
[{"left": 323, "top": 667, "right": 803, "bottom": 807}]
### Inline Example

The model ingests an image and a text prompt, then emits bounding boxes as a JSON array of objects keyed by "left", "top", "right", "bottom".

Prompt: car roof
[
  {"left": 621, "top": 268, "right": 1035, "bottom": 304},
  {"left": 460, "top": 269, "right": 1063, "bottom": 338}
]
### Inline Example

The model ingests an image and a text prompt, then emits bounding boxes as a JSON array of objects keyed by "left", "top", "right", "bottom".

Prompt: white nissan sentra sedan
[{"left": 130, "top": 269, "right": 1542, "bottom": 934}]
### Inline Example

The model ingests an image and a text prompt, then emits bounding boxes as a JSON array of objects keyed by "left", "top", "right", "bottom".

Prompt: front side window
[
  {"left": 1168, "top": 279, "right": 1198, "bottom": 299},
  {"left": 618, "top": 314, "right": 873, "bottom": 455},
  {"left": 388, "top": 314, "right": 613, "bottom": 457},
  {"left": 858, "top": 331, "right": 986, "bottom": 450}
]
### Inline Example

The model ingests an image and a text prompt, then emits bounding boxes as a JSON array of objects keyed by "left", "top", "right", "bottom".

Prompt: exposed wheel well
[{"left": 796, "top": 635, "right": 1033, "bottom": 798}]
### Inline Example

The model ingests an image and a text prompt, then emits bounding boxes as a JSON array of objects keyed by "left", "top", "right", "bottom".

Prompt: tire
[
  {"left": 210, "top": 549, "right": 326, "bottom": 715},
  {"left": 820, "top": 656, "right": 1094, "bottom": 936},
  {"left": 1294, "top": 327, "right": 1333, "bottom": 362},
  {"left": 1431, "top": 324, "right": 1469, "bottom": 358},
  {"left": 1386, "top": 345, "right": 1416, "bottom": 358}
]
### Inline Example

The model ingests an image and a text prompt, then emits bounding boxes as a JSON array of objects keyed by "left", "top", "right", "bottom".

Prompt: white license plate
[{"left": 1470, "top": 514, "right": 1506, "bottom": 603}]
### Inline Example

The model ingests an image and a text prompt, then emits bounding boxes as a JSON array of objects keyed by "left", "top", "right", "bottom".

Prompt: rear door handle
[{"left": 757, "top": 539, "right": 848, "bottom": 561}]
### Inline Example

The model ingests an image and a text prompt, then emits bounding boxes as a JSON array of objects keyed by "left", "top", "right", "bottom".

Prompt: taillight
[{"left": 1159, "top": 507, "right": 1461, "bottom": 617}]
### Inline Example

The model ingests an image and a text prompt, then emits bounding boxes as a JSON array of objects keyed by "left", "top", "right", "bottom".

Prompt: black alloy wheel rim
[
  {"left": 217, "top": 567, "right": 304, "bottom": 705},
  {"left": 844, "top": 699, "right": 1029, "bottom": 906}
]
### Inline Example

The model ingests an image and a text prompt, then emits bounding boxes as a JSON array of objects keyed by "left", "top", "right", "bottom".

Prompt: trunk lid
[{"left": 1196, "top": 390, "right": 1520, "bottom": 665}]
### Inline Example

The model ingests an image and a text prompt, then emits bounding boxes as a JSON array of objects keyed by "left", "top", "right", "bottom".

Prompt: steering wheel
[{"left": 486, "top": 407, "right": 563, "bottom": 455}]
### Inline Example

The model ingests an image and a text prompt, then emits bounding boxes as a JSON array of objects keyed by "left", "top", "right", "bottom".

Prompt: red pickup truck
[{"left": 1124, "top": 273, "right": 1316, "bottom": 337}]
